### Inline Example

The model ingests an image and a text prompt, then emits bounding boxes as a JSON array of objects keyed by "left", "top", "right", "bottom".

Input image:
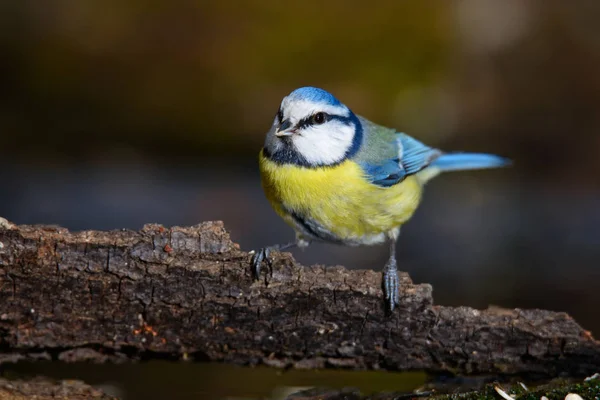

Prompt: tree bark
[
  {"left": 0, "top": 218, "right": 598, "bottom": 376},
  {"left": 0, "top": 377, "right": 116, "bottom": 399}
]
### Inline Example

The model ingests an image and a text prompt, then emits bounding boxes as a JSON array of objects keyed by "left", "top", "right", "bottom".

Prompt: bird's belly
[{"left": 259, "top": 153, "right": 423, "bottom": 244}]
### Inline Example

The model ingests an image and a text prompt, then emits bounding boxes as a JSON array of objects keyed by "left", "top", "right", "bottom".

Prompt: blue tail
[{"left": 431, "top": 153, "right": 511, "bottom": 172}]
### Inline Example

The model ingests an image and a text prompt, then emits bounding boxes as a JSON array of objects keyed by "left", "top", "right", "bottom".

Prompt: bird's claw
[
  {"left": 251, "top": 247, "right": 272, "bottom": 280},
  {"left": 383, "top": 261, "right": 399, "bottom": 312}
]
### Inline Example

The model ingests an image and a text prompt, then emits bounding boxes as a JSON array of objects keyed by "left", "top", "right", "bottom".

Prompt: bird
[{"left": 252, "top": 86, "right": 509, "bottom": 312}]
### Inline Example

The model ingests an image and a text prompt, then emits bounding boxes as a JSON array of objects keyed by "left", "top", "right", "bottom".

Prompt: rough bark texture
[
  {"left": 0, "top": 218, "right": 598, "bottom": 376},
  {"left": 0, "top": 378, "right": 116, "bottom": 399}
]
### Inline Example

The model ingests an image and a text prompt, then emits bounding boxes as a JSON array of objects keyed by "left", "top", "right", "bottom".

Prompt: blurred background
[{"left": 1, "top": 0, "right": 600, "bottom": 398}]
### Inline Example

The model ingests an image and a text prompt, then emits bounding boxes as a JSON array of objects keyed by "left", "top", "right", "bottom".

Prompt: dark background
[{"left": 1, "top": 1, "right": 599, "bottom": 398}]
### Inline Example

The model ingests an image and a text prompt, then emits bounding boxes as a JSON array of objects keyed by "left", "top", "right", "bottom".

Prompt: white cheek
[{"left": 293, "top": 121, "right": 355, "bottom": 165}]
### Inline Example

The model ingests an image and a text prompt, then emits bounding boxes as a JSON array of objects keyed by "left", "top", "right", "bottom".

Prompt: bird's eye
[
  {"left": 312, "top": 112, "right": 326, "bottom": 125},
  {"left": 277, "top": 109, "right": 284, "bottom": 122}
]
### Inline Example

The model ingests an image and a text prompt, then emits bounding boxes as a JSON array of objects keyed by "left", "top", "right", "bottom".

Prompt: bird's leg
[
  {"left": 251, "top": 240, "right": 308, "bottom": 280},
  {"left": 382, "top": 235, "right": 400, "bottom": 312}
]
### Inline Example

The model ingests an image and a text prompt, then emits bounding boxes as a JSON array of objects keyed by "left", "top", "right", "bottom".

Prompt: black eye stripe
[
  {"left": 296, "top": 112, "right": 328, "bottom": 129},
  {"left": 277, "top": 108, "right": 284, "bottom": 122},
  {"left": 295, "top": 117, "right": 311, "bottom": 130},
  {"left": 295, "top": 113, "right": 352, "bottom": 130}
]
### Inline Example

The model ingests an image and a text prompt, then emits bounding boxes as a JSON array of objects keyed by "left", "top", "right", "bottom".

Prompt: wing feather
[{"left": 358, "top": 130, "right": 441, "bottom": 187}]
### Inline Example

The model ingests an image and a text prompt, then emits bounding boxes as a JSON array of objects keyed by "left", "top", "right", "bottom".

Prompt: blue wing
[
  {"left": 360, "top": 133, "right": 441, "bottom": 187},
  {"left": 360, "top": 159, "right": 405, "bottom": 187},
  {"left": 398, "top": 133, "right": 441, "bottom": 175}
]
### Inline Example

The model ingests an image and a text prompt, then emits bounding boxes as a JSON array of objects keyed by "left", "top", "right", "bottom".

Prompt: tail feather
[{"left": 431, "top": 153, "right": 510, "bottom": 172}]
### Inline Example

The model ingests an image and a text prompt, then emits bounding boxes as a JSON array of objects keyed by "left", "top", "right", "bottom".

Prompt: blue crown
[{"left": 288, "top": 87, "right": 341, "bottom": 106}]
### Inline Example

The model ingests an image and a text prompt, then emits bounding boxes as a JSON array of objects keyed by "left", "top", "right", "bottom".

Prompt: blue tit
[{"left": 252, "top": 86, "right": 509, "bottom": 312}]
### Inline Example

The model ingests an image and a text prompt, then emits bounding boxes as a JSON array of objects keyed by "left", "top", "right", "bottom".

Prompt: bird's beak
[
  {"left": 275, "top": 119, "right": 294, "bottom": 137},
  {"left": 275, "top": 129, "right": 294, "bottom": 137}
]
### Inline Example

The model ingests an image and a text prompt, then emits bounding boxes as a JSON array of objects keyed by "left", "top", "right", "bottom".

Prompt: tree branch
[
  {"left": 0, "top": 377, "right": 116, "bottom": 399},
  {"left": 0, "top": 218, "right": 598, "bottom": 376}
]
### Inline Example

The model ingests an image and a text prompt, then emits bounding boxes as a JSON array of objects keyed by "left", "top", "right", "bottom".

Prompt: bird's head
[{"left": 263, "top": 87, "right": 362, "bottom": 167}]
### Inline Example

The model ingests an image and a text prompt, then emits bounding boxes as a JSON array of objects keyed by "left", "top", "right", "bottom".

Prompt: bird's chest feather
[{"left": 259, "top": 151, "right": 422, "bottom": 242}]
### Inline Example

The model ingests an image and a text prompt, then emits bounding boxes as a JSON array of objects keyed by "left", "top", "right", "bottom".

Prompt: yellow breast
[{"left": 259, "top": 150, "right": 423, "bottom": 243}]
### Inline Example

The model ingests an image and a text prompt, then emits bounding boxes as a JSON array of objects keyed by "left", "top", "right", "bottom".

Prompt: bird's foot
[
  {"left": 250, "top": 242, "right": 299, "bottom": 280},
  {"left": 382, "top": 259, "right": 399, "bottom": 313},
  {"left": 250, "top": 247, "right": 272, "bottom": 280}
]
